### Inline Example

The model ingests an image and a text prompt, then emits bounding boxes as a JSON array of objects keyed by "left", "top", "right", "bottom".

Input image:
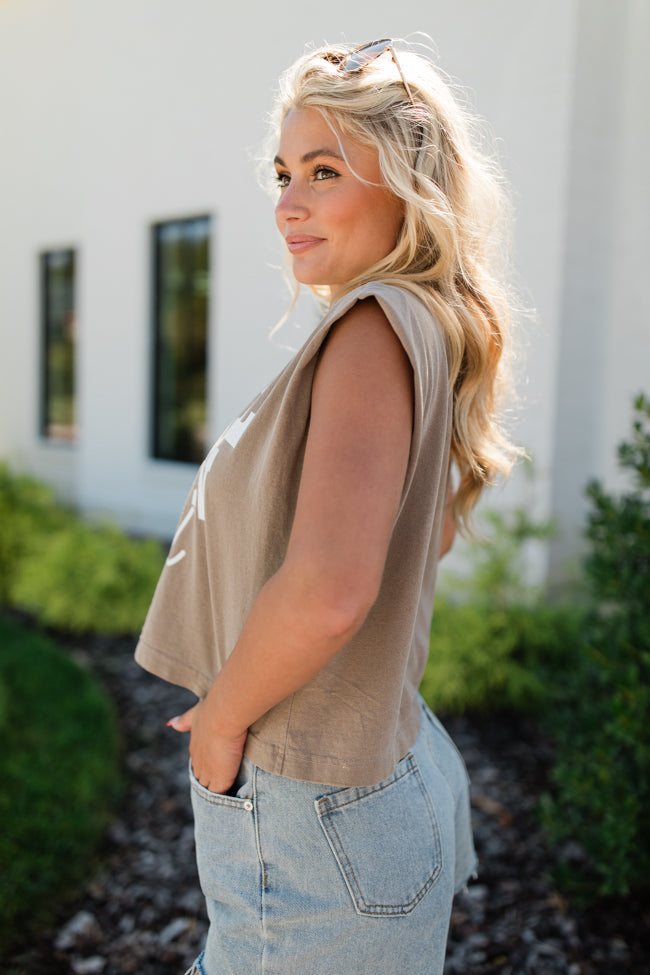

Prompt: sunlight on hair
[{"left": 261, "top": 37, "right": 526, "bottom": 534}]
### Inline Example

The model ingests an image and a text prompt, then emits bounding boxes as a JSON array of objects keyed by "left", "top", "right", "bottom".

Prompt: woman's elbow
[
  {"left": 319, "top": 579, "right": 379, "bottom": 642},
  {"left": 281, "top": 559, "right": 380, "bottom": 643}
]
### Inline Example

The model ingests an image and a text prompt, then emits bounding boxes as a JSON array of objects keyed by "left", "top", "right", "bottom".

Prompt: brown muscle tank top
[{"left": 135, "top": 281, "right": 452, "bottom": 786}]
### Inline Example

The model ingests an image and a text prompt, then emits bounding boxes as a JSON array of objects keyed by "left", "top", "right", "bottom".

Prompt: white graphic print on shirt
[{"left": 165, "top": 409, "right": 256, "bottom": 567}]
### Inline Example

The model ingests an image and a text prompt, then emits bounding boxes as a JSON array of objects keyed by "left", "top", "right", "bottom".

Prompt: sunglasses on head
[{"left": 333, "top": 38, "right": 415, "bottom": 105}]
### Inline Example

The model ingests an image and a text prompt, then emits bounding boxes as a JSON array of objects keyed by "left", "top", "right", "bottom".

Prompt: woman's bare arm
[
  {"left": 169, "top": 298, "right": 414, "bottom": 793},
  {"left": 439, "top": 480, "right": 456, "bottom": 558}
]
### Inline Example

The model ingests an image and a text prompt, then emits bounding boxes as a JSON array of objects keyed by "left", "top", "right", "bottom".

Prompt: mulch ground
[{"left": 4, "top": 631, "right": 650, "bottom": 974}]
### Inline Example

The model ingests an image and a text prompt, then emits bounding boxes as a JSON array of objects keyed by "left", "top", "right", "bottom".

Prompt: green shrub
[
  {"left": 421, "top": 506, "right": 582, "bottom": 716},
  {"left": 0, "top": 616, "right": 122, "bottom": 955},
  {"left": 422, "top": 597, "right": 582, "bottom": 715},
  {"left": 452, "top": 505, "right": 556, "bottom": 609},
  {"left": 0, "top": 463, "right": 164, "bottom": 635},
  {"left": 14, "top": 520, "right": 165, "bottom": 634},
  {"left": 0, "top": 464, "right": 69, "bottom": 606},
  {"left": 540, "top": 394, "right": 650, "bottom": 899}
]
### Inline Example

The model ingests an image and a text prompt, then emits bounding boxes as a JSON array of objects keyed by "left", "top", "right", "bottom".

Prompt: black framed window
[
  {"left": 40, "top": 249, "right": 77, "bottom": 442},
  {"left": 152, "top": 216, "right": 210, "bottom": 463}
]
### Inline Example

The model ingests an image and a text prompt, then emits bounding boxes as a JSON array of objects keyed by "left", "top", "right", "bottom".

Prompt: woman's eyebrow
[{"left": 274, "top": 148, "right": 346, "bottom": 167}]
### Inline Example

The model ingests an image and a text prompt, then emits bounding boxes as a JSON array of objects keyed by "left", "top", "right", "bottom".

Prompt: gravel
[{"left": 5, "top": 633, "right": 649, "bottom": 974}]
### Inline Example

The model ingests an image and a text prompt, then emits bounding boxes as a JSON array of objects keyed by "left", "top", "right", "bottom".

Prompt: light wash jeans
[{"left": 187, "top": 697, "right": 476, "bottom": 975}]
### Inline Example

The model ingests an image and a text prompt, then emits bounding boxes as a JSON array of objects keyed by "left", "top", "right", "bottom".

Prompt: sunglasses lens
[
  {"left": 337, "top": 39, "right": 414, "bottom": 104},
  {"left": 343, "top": 40, "right": 389, "bottom": 72}
]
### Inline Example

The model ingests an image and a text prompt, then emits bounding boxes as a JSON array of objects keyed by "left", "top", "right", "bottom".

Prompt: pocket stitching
[
  {"left": 316, "top": 760, "right": 414, "bottom": 815},
  {"left": 316, "top": 757, "right": 443, "bottom": 916},
  {"left": 189, "top": 761, "right": 253, "bottom": 809}
]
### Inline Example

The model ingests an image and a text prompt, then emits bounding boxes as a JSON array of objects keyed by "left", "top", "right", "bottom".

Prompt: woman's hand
[{"left": 168, "top": 703, "right": 247, "bottom": 795}]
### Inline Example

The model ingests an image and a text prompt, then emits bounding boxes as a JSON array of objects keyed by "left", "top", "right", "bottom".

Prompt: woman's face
[{"left": 274, "top": 107, "right": 404, "bottom": 294}]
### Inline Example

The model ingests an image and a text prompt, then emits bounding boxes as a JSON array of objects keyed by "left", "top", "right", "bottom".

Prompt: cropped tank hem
[
  {"left": 134, "top": 638, "right": 212, "bottom": 698},
  {"left": 245, "top": 702, "right": 422, "bottom": 788}
]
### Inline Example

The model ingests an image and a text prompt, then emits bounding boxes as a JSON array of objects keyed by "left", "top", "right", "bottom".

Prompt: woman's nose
[{"left": 275, "top": 182, "right": 309, "bottom": 223}]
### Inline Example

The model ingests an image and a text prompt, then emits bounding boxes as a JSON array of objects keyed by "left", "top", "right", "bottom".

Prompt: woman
[{"left": 135, "top": 38, "right": 519, "bottom": 975}]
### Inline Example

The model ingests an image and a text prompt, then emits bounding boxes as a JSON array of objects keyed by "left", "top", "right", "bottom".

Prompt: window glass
[
  {"left": 152, "top": 216, "right": 210, "bottom": 463},
  {"left": 41, "top": 249, "right": 77, "bottom": 441}
]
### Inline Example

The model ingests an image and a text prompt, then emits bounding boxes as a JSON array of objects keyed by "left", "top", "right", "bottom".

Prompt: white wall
[
  {"left": 1, "top": 0, "right": 646, "bottom": 579},
  {"left": 0, "top": 0, "right": 84, "bottom": 502},
  {"left": 549, "top": 0, "right": 650, "bottom": 577}
]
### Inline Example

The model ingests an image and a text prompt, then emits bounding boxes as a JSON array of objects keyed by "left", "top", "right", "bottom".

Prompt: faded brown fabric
[{"left": 135, "top": 282, "right": 452, "bottom": 786}]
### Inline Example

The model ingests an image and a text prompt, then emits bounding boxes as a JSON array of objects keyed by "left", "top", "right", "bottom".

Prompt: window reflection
[
  {"left": 40, "top": 249, "right": 77, "bottom": 442},
  {"left": 152, "top": 216, "right": 211, "bottom": 464}
]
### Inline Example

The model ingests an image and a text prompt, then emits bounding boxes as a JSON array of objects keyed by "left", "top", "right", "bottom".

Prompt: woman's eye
[
  {"left": 274, "top": 172, "right": 290, "bottom": 188},
  {"left": 313, "top": 167, "right": 337, "bottom": 181}
]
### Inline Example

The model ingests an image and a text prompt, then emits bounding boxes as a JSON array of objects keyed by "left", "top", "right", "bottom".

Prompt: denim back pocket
[{"left": 315, "top": 754, "right": 442, "bottom": 916}]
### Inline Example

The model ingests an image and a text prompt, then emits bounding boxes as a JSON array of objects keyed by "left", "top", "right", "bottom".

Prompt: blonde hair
[{"left": 268, "top": 40, "right": 523, "bottom": 533}]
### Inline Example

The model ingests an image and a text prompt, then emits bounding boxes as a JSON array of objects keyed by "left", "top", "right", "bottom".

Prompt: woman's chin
[{"left": 292, "top": 270, "right": 331, "bottom": 289}]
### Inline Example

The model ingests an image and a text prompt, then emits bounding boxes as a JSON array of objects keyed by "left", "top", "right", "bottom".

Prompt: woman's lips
[{"left": 285, "top": 235, "right": 324, "bottom": 254}]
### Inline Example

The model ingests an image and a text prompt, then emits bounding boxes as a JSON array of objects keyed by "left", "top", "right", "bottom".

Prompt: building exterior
[{"left": 1, "top": 0, "right": 648, "bottom": 582}]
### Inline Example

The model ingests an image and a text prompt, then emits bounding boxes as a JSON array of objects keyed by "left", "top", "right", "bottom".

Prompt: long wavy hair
[{"left": 267, "top": 40, "right": 523, "bottom": 533}]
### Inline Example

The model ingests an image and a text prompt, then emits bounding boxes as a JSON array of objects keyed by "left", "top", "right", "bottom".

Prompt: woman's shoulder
[
  {"left": 286, "top": 281, "right": 445, "bottom": 397},
  {"left": 327, "top": 280, "right": 432, "bottom": 322},
  {"left": 334, "top": 281, "right": 444, "bottom": 358}
]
